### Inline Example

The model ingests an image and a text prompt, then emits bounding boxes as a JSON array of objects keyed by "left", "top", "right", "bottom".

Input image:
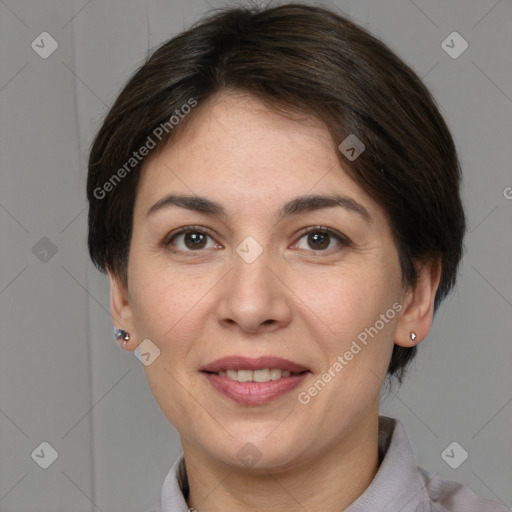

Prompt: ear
[
  {"left": 395, "top": 258, "right": 442, "bottom": 347},
  {"left": 108, "top": 270, "right": 137, "bottom": 350}
]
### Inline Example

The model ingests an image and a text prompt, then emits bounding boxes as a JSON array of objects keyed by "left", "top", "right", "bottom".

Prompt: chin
[{"left": 200, "top": 431, "right": 310, "bottom": 474}]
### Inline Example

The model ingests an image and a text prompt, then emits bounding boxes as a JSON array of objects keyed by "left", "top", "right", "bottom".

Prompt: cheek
[
  {"left": 293, "top": 261, "right": 400, "bottom": 341},
  {"left": 292, "top": 269, "right": 398, "bottom": 412},
  {"left": 127, "top": 251, "right": 220, "bottom": 346},
  {"left": 127, "top": 255, "right": 218, "bottom": 426},
  {"left": 290, "top": 261, "right": 401, "bottom": 409}
]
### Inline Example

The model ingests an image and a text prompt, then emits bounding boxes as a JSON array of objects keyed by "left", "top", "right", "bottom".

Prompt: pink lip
[
  {"left": 200, "top": 356, "right": 310, "bottom": 405},
  {"left": 200, "top": 355, "right": 309, "bottom": 373},
  {"left": 203, "top": 372, "right": 309, "bottom": 405}
]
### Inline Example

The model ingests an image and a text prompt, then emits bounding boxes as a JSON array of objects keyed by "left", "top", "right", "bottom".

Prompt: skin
[{"left": 109, "top": 91, "right": 441, "bottom": 512}]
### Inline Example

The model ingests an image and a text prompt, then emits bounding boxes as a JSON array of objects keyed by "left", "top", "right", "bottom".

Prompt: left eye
[{"left": 294, "top": 228, "right": 349, "bottom": 252}]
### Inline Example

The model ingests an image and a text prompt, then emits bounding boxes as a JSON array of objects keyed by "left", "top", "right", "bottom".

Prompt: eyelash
[{"left": 163, "top": 225, "right": 351, "bottom": 255}]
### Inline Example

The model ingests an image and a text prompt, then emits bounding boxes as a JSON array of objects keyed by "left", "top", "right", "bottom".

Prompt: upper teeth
[{"left": 218, "top": 368, "right": 293, "bottom": 382}]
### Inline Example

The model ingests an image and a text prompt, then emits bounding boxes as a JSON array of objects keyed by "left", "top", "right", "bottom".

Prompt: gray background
[{"left": 1, "top": 0, "right": 511, "bottom": 511}]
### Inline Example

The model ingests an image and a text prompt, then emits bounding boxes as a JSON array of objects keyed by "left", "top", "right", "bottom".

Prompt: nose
[{"left": 216, "top": 242, "right": 292, "bottom": 334}]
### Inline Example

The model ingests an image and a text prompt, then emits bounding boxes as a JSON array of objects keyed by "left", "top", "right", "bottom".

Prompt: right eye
[{"left": 165, "top": 226, "right": 222, "bottom": 252}]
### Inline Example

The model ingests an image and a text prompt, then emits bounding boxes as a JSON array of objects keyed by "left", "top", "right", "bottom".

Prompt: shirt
[{"left": 160, "top": 415, "right": 510, "bottom": 511}]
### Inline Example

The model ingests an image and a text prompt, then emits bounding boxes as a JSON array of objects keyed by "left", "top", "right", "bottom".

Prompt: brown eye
[
  {"left": 294, "top": 227, "right": 350, "bottom": 252},
  {"left": 183, "top": 232, "right": 207, "bottom": 249},
  {"left": 307, "top": 231, "right": 330, "bottom": 250},
  {"left": 166, "top": 227, "right": 219, "bottom": 252}
]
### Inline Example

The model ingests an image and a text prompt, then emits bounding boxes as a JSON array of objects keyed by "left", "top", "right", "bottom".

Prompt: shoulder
[{"left": 418, "top": 467, "right": 510, "bottom": 512}]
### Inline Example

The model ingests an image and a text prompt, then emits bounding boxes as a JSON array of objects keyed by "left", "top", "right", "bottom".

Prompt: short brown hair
[{"left": 87, "top": 2, "right": 466, "bottom": 383}]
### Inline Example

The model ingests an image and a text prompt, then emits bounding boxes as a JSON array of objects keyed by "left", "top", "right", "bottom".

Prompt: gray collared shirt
[{"left": 160, "top": 416, "right": 510, "bottom": 511}]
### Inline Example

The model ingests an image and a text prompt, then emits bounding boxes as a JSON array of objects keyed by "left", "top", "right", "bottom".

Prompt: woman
[{"left": 86, "top": 3, "right": 507, "bottom": 511}]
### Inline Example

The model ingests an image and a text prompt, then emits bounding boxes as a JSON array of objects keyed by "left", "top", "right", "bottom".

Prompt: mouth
[{"left": 200, "top": 356, "right": 310, "bottom": 404}]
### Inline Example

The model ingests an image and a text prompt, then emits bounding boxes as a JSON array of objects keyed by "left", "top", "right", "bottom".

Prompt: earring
[
  {"left": 114, "top": 328, "right": 130, "bottom": 346},
  {"left": 409, "top": 331, "right": 417, "bottom": 342}
]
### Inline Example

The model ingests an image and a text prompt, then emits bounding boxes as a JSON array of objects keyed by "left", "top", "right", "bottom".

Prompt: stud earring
[
  {"left": 114, "top": 328, "right": 130, "bottom": 346},
  {"left": 410, "top": 331, "right": 417, "bottom": 342}
]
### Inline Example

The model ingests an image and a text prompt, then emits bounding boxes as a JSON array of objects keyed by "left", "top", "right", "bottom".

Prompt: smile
[{"left": 200, "top": 355, "right": 310, "bottom": 405}]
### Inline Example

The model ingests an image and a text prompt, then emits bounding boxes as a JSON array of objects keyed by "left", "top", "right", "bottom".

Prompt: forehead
[{"left": 135, "top": 92, "right": 381, "bottom": 221}]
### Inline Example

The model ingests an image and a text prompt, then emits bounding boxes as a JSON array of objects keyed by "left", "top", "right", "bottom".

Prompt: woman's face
[{"left": 114, "top": 92, "right": 413, "bottom": 471}]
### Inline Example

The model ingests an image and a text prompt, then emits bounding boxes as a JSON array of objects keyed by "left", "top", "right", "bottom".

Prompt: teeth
[
  {"left": 270, "top": 368, "right": 283, "bottom": 380},
  {"left": 237, "top": 369, "right": 253, "bottom": 382},
  {"left": 217, "top": 368, "right": 295, "bottom": 382},
  {"left": 253, "top": 369, "right": 270, "bottom": 382}
]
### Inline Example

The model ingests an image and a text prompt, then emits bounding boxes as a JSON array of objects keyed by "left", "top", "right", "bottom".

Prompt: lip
[
  {"left": 203, "top": 372, "right": 309, "bottom": 405},
  {"left": 201, "top": 356, "right": 310, "bottom": 405},
  {"left": 200, "top": 355, "right": 309, "bottom": 373}
]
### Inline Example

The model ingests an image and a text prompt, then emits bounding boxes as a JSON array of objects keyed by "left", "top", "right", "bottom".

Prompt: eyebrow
[{"left": 146, "top": 193, "right": 372, "bottom": 223}]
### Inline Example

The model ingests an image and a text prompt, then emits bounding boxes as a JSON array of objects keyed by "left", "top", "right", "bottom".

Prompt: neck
[{"left": 181, "top": 409, "right": 380, "bottom": 512}]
